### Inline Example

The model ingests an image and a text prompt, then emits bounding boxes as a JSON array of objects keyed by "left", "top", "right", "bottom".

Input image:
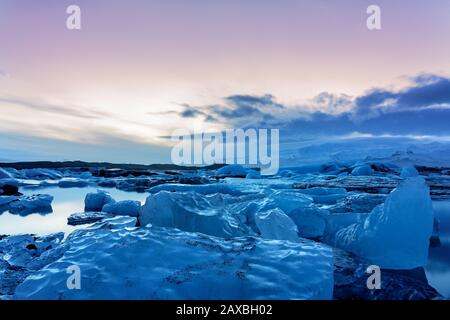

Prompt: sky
[{"left": 1, "top": 0, "right": 450, "bottom": 163}]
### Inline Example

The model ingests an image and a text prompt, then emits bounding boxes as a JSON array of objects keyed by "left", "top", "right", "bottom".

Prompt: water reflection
[{"left": 0, "top": 186, "right": 147, "bottom": 236}]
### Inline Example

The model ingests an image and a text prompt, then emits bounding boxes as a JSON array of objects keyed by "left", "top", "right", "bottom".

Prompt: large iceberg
[
  {"left": 334, "top": 177, "right": 434, "bottom": 269},
  {"left": 139, "top": 191, "right": 250, "bottom": 238},
  {"left": 14, "top": 219, "right": 334, "bottom": 299}
]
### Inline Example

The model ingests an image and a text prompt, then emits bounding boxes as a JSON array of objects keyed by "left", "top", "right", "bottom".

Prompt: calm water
[
  {"left": 0, "top": 186, "right": 147, "bottom": 235},
  {"left": 425, "top": 200, "right": 450, "bottom": 298}
]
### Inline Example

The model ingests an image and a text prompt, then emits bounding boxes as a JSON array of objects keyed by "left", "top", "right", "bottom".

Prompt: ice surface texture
[{"left": 14, "top": 218, "right": 334, "bottom": 300}]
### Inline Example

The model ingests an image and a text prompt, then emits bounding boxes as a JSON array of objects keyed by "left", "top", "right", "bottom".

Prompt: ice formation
[
  {"left": 216, "top": 164, "right": 248, "bottom": 177},
  {"left": 67, "top": 212, "right": 112, "bottom": 225},
  {"left": 334, "top": 177, "right": 434, "bottom": 269},
  {"left": 103, "top": 200, "right": 141, "bottom": 217},
  {"left": 351, "top": 165, "right": 373, "bottom": 176},
  {"left": 401, "top": 166, "right": 419, "bottom": 178},
  {"left": 8, "top": 194, "right": 54, "bottom": 215},
  {"left": 139, "top": 191, "right": 249, "bottom": 238},
  {"left": 254, "top": 208, "right": 300, "bottom": 242},
  {"left": 14, "top": 218, "right": 334, "bottom": 300},
  {"left": 84, "top": 190, "right": 115, "bottom": 211}
]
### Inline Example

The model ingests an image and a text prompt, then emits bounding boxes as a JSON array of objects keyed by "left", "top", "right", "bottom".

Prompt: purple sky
[{"left": 0, "top": 0, "right": 450, "bottom": 163}]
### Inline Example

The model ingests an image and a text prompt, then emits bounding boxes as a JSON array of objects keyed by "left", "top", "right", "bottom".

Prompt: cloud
[
  {"left": 151, "top": 73, "right": 450, "bottom": 140},
  {"left": 0, "top": 96, "right": 108, "bottom": 120},
  {"left": 170, "top": 94, "right": 288, "bottom": 127},
  {"left": 351, "top": 74, "right": 450, "bottom": 120}
]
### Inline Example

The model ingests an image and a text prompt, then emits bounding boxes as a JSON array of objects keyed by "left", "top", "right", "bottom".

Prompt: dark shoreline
[{"left": 0, "top": 161, "right": 225, "bottom": 171}]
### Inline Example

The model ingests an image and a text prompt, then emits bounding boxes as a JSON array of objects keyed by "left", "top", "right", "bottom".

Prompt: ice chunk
[
  {"left": 334, "top": 177, "right": 434, "bottom": 269},
  {"left": 67, "top": 212, "right": 112, "bottom": 225},
  {"left": 245, "top": 170, "right": 261, "bottom": 179},
  {"left": 401, "top": 166, "right": 419, "bottom": 178},
  {"left": 8, "top": 194, "right": 53, "bottom": 216},
  {"left": 351, "top": 165, "right": 373, "bottom": 176},
  {"left": 147, "top": 183, "right": 245, "bottom": 196},
  {"left": 14, "top": 224, "right": 334, "bottom": 299},
  {"left": 328, "top": 193, "right": 387, "bottom": 213},
  {"left": 298, "top": 187, "right": 347, "bottom": 204},
  {"left": 254, "top": 208, "right": 299, "bottom": 242},
  {"left": 0, "top": 168, "right": 12, "bottom": 179},
  {"left": 84, "top": 190, "right": 115, "bottom": 211},
  {"left": 23, "top": 168, "right": 62, "bottom": 180},
  {"left": 58, "top": 179, "right": 89, "bottom": 188},
  {"left": 139, "top": 191, "right": 249, "bottom": 238},
  {"left": 102, "top": 200, "right": 141, "bottom": 217},
  {"left": 217, "top": 164, "right": 248, "bottom": 177},
  {"left": 288, "top": 205, "right": 327, "bottom": 238},
  {"left": 267, "top": 190, "right": 313, "bottom": 214},
  {"left": 0, "top": 196, "right": 18, "bottom": 207}
]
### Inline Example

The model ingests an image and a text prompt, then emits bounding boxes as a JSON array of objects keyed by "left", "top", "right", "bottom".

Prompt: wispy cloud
[{"left": 0, "top": 96, "right": 108, "bottom": 120}]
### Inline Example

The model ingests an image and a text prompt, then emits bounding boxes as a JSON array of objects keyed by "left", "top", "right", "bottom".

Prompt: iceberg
[
  {"left": 334, "top": 177, "right": 434, "bottom": 269},
  {"left": 147, "top": 183, "right": 245, "bottom": 196},
  {"left": 216, "top": 164, "right": 248, "bottom": 177},
  {"left": 351, "top": 165, "right": 373, "bottom": 176},
  {"left": 8, "top": 194, "right": 53, "bottom": 216},
  {"left": 0, "top": 168, "right": 12, "bottom": 179},
  {"left": 14, "top": 221, "right": 334, "bottom": 300},
  {"left": 288, "top": 205, "right": 327, "bottom": 239},
  {"left": 84, "top": 190, "right": 115, "bottom": 211},
  {"left": 400, "top": 166, "right": 419, "bottom": 178},
  {"left": 139, "top": 191, "right": 249, "bottom": 238},
  {"left": 254, "top": 208, "right": 299, "bottom": 242},
  {"left": 58, "top": 179, "right": 89, "bottom": 188},
  {"left": 298, "top": 187, "right": 347, "bottom": 204},
  {"left": 23, "top": 168, "right": 62, "bottom": 180},
  {"left": 102, "top": 200, "right": 141, "bottom": 217},
  {"left": 67, "top": 212, "right": 112, "bottom": 225}
]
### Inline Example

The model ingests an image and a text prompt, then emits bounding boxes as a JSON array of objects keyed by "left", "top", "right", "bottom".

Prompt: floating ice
[
  {"left": 0, "top": 168, "right": 12, "bottom": 179},
  {"left": 334, "top": 177, "right": 434, "bottom": 269},
  {"left": 401, "top": 166, "right": 419, "bottom": 178},
  {"left": 67, "top": 212, "right": 112, "bottom": 226},
  {"left": 254, "top": 208, "right": 299, "bottom": 242},
  {"left": 58, "top": 179, "right": 89, "bottom": 188},
  {"left": 23, "top": 168, "right": 62, "bottom": 180},
  {"left": 103, "top": 200, "right": 141, "bottom": 217},
  {"left": 147, "top": 183, "right": 244, "bottom": 196},
  {"left": 217, "top": 164, "right": 248, "bottom": 177},
  {"left": 298, "top": 187, "right": 347, "bottom": 204},
  {"left": 14, "top": 222, "right": 334, "bottom": 300},
  {"left": 8, "top": 194, "right": 53, "bottom": 216},
  {"left": 139, "top": 191, "right": 249, "bottom": 238},
  {"left": 246, "top": 170, "right": 261, "bottom": 179},
  {"left": 84, "top": 190, "right": 115, "bottom": 211},
  {"left": 351, "top": 165, "right": 373, "bottom": 176},
  {"left": 288, "top": 205, "right": 328, "bottom": 239}
]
